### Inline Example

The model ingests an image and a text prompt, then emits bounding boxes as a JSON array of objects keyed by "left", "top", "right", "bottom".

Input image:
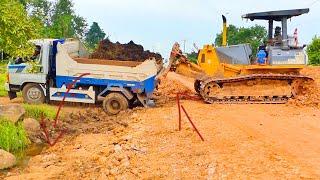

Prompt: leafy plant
[
  {"left": 26, "top": 60, "right": 41, "bottom": 73},
  {"left": 85, "top": 22, "right": 106, "bottom": 49},
  {"left": 0, "top": 118, "right": 30, "bottom": 152},
  {"left": 0, "top": 73, "right": 7, "bottom": 97},
  {"left": 186, "top": 51, "right": 198, "bottom": 64},
  {"left": 0, "top": 61, "right": 8, "bottom": 97},
  {"left": 45, "top": 0, "right": 88, "bottom": 39},
  {"left": 307, "top": 36, "right": 320, "bottom": 65},
  {"left": 23, "top": 104, "right": 56, "bottom": 120},
  {"left": 0, "top": 0, "right": 40, "bottom": 57}
]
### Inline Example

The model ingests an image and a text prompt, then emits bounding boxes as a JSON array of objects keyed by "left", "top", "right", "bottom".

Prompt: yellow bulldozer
[{"left": 169, "top": 8, "right": 313, "bottom": 104}]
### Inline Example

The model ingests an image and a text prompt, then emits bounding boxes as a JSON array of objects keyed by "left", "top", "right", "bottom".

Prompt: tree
[
  {"left": 18, "top": 0, "right": 31, "bottom": 9},
  {"left": 85, "top": 22, "right": 106, "bottom": 49},
  {"left": 215, "top": 24, "right": 267, "bottom": 57},
  {"left": 24, "top": 0, "right": 87, "bottom": 39},
  {"left": 186, "top": 51, "right": 198, "bottom": 64},
  {"left": 73, "top": 15, "right": 87, "bottom": 38},
  {"left": 28, "top": 0, "right": 53, "bottom": 26},
  {"left": 49, "top": 0, "right": 87, "bottom": 39},
  {"left": 307, "top": 36, "right": 320, "bottom": 65},
  {"left": 0, "top": 0, "right": 39, "bottom": 57}
]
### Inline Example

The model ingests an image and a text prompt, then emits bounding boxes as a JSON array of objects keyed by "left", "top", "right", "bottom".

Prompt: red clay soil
[
  {"left": 90, "top": 39, "right": 162, "bottom": 63},
  {"left": 289, "top": 67, "right": 320, "bottom": 108}
]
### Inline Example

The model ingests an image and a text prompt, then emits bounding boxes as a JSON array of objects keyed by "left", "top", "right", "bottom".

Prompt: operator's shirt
[{"left": 257, "top": 50, "right": 267, "bottom": 64}]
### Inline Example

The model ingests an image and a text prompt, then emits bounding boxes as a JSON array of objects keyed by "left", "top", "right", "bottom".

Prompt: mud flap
[
  {"left": 8, "top": 91, "right": 17, "bottom": 100},
  {"left": 137, "top": 93, "right": 155, "bottom": 108}
]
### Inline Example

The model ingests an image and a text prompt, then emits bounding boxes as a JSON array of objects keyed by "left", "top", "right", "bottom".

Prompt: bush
[
  {"left": 23, "top": 104, "right": 56, "bottom": 120},
  {"left": 0, "top": 61, "right": 8, "bottom": 97},
  {"left": 0, "top": 61, "right": 7, "bottom": 74},
  {"left": 187, "top": 51, "right": 198, "bottom": 64},
  {"left": 0, "top": 118, "right": 30, "bottom": 152},
  {"left": 0, "top": 73, "right": 6, "bottom": 97},
  {"left": 307, "top": 36, "right": 320, "bottom": 65}
]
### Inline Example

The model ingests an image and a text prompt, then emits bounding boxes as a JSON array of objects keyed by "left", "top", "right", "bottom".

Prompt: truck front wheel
[
  {"left": 22, "top": 83, "right": 45, "bottom": 104},
  {"left": 103, "top": 93, "right": 128, "bottom": 115}
]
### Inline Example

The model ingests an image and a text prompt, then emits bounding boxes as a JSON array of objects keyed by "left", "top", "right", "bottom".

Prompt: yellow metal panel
[{"left": 197, "top": 45, "right": 221, "bottom": 76}]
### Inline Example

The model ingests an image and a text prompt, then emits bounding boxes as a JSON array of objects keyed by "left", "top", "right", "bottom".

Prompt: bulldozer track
[{"left": 198, "top": 74, "right": 313, "bottom": 104}]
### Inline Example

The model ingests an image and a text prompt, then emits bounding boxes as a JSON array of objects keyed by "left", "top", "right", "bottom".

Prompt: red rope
[
  {"left": 181, "top": 105, "right": 204, "bottom": 141},
  {"left": 40, "top": 73, "right": 90, "bottom": 146},
  {"left": 54, "top": 73, "right": 90, "bottom": 127},
  {"left": 176, "top": 93, "right": 204, "bottom": 141}
]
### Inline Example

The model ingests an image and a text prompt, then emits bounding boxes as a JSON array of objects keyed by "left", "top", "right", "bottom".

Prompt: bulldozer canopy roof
[{"left": 242, "top": 8, "right": 309, "bottom": 21}]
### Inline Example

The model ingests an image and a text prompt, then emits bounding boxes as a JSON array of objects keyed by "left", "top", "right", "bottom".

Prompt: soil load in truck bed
[{"left": 90, "top": 39, "right": 163, "bottom": 63}]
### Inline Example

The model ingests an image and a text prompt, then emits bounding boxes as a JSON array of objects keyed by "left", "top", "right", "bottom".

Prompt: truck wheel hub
[
  {"left": 28, "top": 87, "right": 41, "bottom": 100},
  {"left": 111, "top": 100, "right": 120, "bottom": 109}
]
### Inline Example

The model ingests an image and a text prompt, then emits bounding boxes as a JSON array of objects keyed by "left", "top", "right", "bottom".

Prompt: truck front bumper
[{"left": 5, "top": 83, "right": 17, "bottom": 100}]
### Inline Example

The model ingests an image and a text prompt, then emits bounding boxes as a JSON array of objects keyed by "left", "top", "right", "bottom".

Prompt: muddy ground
[{"left": 1, "top": 69, "right": 320, "bottom": 179}]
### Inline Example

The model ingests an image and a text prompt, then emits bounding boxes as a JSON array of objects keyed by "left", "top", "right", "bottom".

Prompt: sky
[{"left": 73, "top": 0, "right": 320, "bottom": 59}]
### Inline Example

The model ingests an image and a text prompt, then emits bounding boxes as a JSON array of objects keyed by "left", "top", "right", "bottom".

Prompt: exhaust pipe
[{"left": 222, "top": 15, "right": 227, "bottom": 47}]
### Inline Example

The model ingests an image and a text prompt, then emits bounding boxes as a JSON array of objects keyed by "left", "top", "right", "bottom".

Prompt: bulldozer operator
[{"left": 273, "top": 26, "right": 282, "bottom": 45}]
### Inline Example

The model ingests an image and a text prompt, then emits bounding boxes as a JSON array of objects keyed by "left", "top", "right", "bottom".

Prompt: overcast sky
[{"left": 74, "top": 0, "right": 320, "bottom": 58}]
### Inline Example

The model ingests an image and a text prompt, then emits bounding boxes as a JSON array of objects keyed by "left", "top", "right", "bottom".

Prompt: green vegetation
[
  {"left": 24, "top": 0, "right": 88, "bottom": 39},
  {"left": 187, "top": 51, "right": 198, "bottom": 64},
  {"left": 0, "top": 61, "right": 7, "bottom": 74},
  {"left": 85, "top": 22, "right": 106, "bottom": 49},
  {"left": 1, "top": 0, "right": 97, "bottom": 58},
  {"left": 0, "top": 0, "right": 39, "bottom": 57},
  {"left": 307, "top": 36, "right": 320, "bottom": 65},
  {"left": 0, "top": 73, "right": 6, "bottom": 97},
  {"left": 23, "top": 104, "right": 56, "bottom": 120},
  {"left": 215, "top": 24, "right": 267, "bottom": 58},
  {"left": 0, "top": 118, "right": 30, "bottom": 152},
  {"left": 0, "top": 61, "right": 8, "bottom": 97}
]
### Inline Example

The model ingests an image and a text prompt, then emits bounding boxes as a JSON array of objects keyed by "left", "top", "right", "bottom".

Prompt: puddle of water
[
  {"left": 0, "top": 143, "right": 46, "bottom": 177},
  {"left": 15, "top": 143, "right": 47, "bottom": 168}
]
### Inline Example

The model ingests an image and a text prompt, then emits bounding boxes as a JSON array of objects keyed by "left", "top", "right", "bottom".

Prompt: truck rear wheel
[
  {"left": 103, "top": 93, "right": 128, "bottom": 115},
  {"left": 22, "top": 83, "right": 45, "bottom": 104}
]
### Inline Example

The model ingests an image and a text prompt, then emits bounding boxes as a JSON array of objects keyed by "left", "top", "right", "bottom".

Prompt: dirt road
[{"left": 1, "top": 72, "right": 320, "bottom": 179}]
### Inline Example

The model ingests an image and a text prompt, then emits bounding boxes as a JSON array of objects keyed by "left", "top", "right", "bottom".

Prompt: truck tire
[
  {"left": 22, "top": 83, "right": 45, "bottom": 104},
  {"left": 103, "top": 92, "right": 129, "bottom": 115}
]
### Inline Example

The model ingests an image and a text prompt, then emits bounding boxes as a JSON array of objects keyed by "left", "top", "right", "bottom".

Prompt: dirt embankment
[
  {"left": 90, "top": 39, "right": 162, "bottom": 63},
  {"left": 289, "top": 67, "right": 320, "bottom": 108},
  {"left": 153, "top": 72, "right": 194, "bottom": 105}
]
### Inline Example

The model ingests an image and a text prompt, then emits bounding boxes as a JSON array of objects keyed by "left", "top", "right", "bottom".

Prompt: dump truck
[
  {"left": 170, "top": 9, "right": 313, "bottom": 104},
  {"left": 5, "top": 39, "right": 164, "bottom": 115}
]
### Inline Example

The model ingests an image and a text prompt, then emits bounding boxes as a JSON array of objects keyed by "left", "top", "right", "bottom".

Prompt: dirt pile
[
  {"left": 154, "top": 76, "right": 194, "bottom": 105},
  {"left": 289, "top": 67, "right": 320, "bottom": 108},
  {"left": 90, "top": 39, "right": 162, "bottom": 63}
]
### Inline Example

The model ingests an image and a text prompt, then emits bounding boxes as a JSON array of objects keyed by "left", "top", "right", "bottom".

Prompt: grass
[
  {"left": 0, "top": 118, "right": 30, "bottom": 152},
  {"left": 0, "top": 61, "right": 8, "bottom": 97},
  {"left": 23, "top": 104, "right": 56, "bottom": 120},
  {"left": 0, "top": 61, "right": 7, "bottom": 74},
  {"left": 0, "top": 73, "right": 6, "bottom": 97}
]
